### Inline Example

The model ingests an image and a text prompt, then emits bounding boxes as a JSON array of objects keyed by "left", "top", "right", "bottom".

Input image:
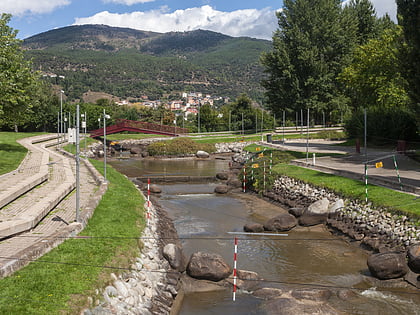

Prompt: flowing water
[{"left": 109, "top": 158, "right": 420, "bottom": 314}]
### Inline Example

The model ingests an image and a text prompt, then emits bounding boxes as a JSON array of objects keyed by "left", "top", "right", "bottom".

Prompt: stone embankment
[
  {"left": 252, "top": 175, "right": 420, "bottom": 287},
  {"left": 86, "top": 195, "right": 182, "bottom": 315}
]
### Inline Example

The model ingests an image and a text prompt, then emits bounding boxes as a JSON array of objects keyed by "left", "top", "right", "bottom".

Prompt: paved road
[{"left": 263, "top": 139, "right": 420, "bottom": 195}]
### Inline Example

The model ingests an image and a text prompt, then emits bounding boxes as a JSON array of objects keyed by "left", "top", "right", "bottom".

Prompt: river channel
[{"left": 109, "top": 158, "right": 420, "bottom": 314}]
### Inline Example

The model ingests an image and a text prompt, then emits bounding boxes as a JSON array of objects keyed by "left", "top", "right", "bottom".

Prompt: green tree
[
  {"left": 199, "top": 103, "right": 218, "bottom": 132},
  {"left": 261, "top": 0, "right": 357, "bottom": 120},
  {"left": 0, "top": 14, "right": 40, "bottom": 131},
  {"left": 397, "top": 0, "right": 420, "bottom": 123},
  {"left": 343, "top": 0, "right": 379, "bottom": 45},
  {"left": 339, "top": 26, "right": 409, "bottom": 109}
]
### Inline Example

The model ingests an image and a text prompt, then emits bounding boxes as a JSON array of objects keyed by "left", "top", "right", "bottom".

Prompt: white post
[
  {"left": 103, "top": 109, "right": 107, "bottom": 182},
  {"left": 76, "top": 105, "right": 80, "bottom": 222}
]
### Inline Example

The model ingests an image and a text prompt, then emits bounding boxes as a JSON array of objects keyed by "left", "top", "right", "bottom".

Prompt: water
[{"left": 109, "top": 158, "right": 420, "bottom": 314}]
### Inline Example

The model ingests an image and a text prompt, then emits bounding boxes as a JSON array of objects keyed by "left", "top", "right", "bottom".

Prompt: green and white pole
[
  {"left": 393, "top": 155, "right": 403, "bottom": 191},
  {"left": 364, "top": 163, "right": 368, "bottom": 202},
  {"left": 263, "top": 161, "right": 266, "bottom": 192},
  {"left": 270, "top": 151, "right": 273, "bottom": 175}
]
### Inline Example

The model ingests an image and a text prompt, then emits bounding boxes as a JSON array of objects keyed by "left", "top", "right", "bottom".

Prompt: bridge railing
[
  {"left": 89, "top": 119, "right": 189, "bottom": 137},
  {"left": 115, "top": 119, "right": 188, "bottom": 135}
]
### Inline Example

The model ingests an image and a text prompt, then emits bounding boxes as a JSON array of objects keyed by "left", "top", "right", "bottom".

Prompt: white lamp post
[{"left": 103, "top": 109, "right": 110, "bottom": 182}]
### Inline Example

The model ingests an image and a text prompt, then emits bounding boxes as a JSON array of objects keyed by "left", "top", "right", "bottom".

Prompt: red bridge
[{"left": 90, "top": 119, "right": 188, "bottom": 138}]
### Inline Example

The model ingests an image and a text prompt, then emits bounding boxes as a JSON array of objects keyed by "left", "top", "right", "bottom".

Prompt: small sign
[
  {"left": 258, "top": 153, "right": 264, "bottom": 158},
  {"left": 252, "top": 163, "right": 259, "bottom": 168},
  {"left": 68, "top": 128, "right": 76, "bottom": 143},
  {"left": 255, "top": 147, "right": 261, "bottom": 151},
  {"left": 375, "top": 162, "right": 383, "bottom": 168},
  {"left": 81, "top": 121, "right": 86, "bottom": 129}
]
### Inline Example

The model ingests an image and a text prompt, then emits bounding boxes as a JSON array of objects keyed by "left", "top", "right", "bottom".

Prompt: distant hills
[{"left": 23, "top": 25, "right": 271, "bottom": 102}]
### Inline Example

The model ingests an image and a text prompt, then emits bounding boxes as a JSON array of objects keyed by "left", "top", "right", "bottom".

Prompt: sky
[{"left": 2, "top": 0, "right": 398, "bottom": 40}]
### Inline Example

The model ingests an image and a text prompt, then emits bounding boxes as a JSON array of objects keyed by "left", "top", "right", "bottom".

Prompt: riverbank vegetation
[
  {"left": 0, "top": 159, "right": 145, "bottom": 313},
  {"left": 147, "top": 137, "right": 215, "bottom": 156}
]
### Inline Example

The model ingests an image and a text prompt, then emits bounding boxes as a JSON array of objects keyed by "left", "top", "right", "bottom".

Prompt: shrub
[
  {"left": 345, "top": 107, "right": 419, "bottom": 144},
  {"left": 148, "top": 137, "right": 216, "bottom": 156}
]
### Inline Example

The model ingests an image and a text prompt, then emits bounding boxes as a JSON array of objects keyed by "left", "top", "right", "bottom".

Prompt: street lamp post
[
  {"left": 75, "top": 105, "right": 80, "bottom": 222},
  {"left": 103, "top": 109, "right": 110, "bottom": 182},
  {"left": 60, "top": 90, "right": 64, "bottom": 146}
]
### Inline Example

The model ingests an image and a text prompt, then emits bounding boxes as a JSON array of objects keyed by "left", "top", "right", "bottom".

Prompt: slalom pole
[
  {"left": 147, "top": 178, "right": 151, "bottom": 222},
  {"left": 364, "top": 164, "right": 368, "bottom": 202},
  {"left": 263, "top": 161, "right": 266, "bottom": 192},
  {"left": 251, "top": 157, "right": 254, "bottom": 181},
  {"left": 233, "top": 237, "right": 238, "bottom": 301},
  {"left": 270, "top": 151, "right": 273, "bottom": 175},
  {"left": 393, "top": 155, "right": 403, "bottom": 191},
  {"left": 243, "top": 166, "right": 246, "bottom": 193}
]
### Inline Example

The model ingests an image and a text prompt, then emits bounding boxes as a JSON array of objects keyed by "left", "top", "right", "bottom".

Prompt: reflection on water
[{"left": 109, "top": 158, "right": 420, "bottom": 315}]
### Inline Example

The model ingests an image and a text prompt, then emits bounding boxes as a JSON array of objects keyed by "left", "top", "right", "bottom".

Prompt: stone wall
[{"left": 267, "top": 176, "right": 420, "bottom": 251}]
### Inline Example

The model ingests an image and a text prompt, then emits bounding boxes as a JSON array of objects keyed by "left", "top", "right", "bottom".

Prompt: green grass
[
  {"left": 0, "top": 132, "right": 45, "bottom": 175},
  {"left": 272, "top": 163, "right": 420, "bottom": 216},
  {"left": 0, "top": 160, "right": 145, "bottom": 314}
]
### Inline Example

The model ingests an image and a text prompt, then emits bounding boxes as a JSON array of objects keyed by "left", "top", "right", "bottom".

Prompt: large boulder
[
  {"left": 214, "top": 185, "right": 229, "bottom": 194},
  {"left": 244, "top": 223, "right": 264, "bottom": 233},
  {"left": 264, "top": 214, "right": 297, "bottom": 232},
  {"left": 216, "top": 172, "right": 229, "bottom": 180},
  {"left": 187, "top": 252, "right": 232, "bottom": 282},
  {"left": 307, "top": 198, "right": 330, "bottom": 215},
  {"left": 149, "top": 184, "right": 162, "bottom": 194},
  {"left": 367, "top": 252, "right": 408, "bottom": 280},
  {"left": 226, "top": 269, "right": 261, "bottom": 291},
  {"left": 162, "top": 243, "right": 187, "bottom": 272},
  {"left": 226, "top": 178, "right": 242, "bottom": 188},
  {"left": 328, "top": 199, "right": 344, "bottom": 214},
  {"left": 196, "top": 150, "right": 210, "bottom": 158},
  {"left": 298, "top": 213, "right": 328, "bottom": 226},
  {"left": 407, "top": 244, "right": 420, "bottom": 273}
]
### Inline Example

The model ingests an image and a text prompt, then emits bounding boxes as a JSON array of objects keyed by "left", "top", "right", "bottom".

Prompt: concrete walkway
[
  {"left": 0, "top": 135, "right": 106, "bottom": 277},
  {"left": 263, "top": 139, "right": 420, "bottom": 195}
]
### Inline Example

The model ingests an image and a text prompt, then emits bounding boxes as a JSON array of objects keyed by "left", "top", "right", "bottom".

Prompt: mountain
[{"left": 23, "top": 25, "right": 272, "bottom": 102}]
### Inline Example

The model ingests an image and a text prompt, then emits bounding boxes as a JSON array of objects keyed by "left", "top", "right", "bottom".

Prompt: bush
[
  {"left": 345, "top": 107, "right": 419, "bottom": 144},
  {"left": 148, "top": 137, "right": 216, "bottom": 156}
]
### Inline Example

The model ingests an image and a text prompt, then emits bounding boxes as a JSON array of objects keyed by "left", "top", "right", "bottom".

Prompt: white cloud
[
  {"left": 1, "top": 0, "right": 70, "bottom": 16},
  {"left": 73, "top": 5, "right": 279, "bottom": 40},
  {"left": 343, "top": 0, "right": 397, "bottom": 21},
  {"left": 102, "top": 0, "right": 156, "bottom": 5}
]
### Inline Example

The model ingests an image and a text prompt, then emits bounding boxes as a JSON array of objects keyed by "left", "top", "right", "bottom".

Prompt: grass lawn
[
  {"left": 0, "top": 132, "right": 45, "bottom": 175},
  {"left": 0, "top": 159, "right": 145, "bottom": 314},
  {"left": 273, "top": 163, "right": 420, "bottom": 217}
]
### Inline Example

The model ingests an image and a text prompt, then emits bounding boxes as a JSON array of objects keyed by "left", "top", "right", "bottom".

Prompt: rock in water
[
  {"left": 407, "top": 244, "right": 420, "bottom": 273},
  {"left": 196, "top": 150, "right": 210, "bottom": 158},
  {"left": 307, "top": 198, "right": 330, "bottom": 215},
  {"left": 163, "top": 243, "right": 187, "bottom": 272},
  {"left": 186, "top": 252, "right": 232, "bottom": 282},
  {"left": 214, "top": 185, "right": 229, "bottom": 194},
  {"left": 264, "top": 214, "right": 297, "bottom": 232},
  {"left": 367, "top": 252, "right": 408, "bottom": 280}
]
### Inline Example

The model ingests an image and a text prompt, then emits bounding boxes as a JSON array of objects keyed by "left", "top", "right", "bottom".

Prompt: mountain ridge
[{"left": 23, "top": 24, "right": 271, "bottom": 102}]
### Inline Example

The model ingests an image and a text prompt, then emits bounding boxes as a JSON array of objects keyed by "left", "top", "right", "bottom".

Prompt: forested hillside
[{"left": 23, "top": 25, "right": 271, "bottom": 101}]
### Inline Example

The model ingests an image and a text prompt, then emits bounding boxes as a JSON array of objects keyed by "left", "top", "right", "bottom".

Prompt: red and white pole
[
  {"left": 233, "top": 237, "right": 238, "bottom": 301},
  {"left": 147, "top": 178, "right": 151, "bottom": 221},
  {"left": 242, "top": 166, "right": 246, "bottom": 193}
]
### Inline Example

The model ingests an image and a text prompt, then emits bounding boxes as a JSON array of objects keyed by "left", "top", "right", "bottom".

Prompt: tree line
[{"left": 261, "top": 0, "right": 419, "bottom": 143}]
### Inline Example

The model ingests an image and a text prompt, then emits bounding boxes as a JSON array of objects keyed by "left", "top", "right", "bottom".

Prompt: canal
[{"left": 109, "top": 157, "right": 420, "bottom": 314}]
